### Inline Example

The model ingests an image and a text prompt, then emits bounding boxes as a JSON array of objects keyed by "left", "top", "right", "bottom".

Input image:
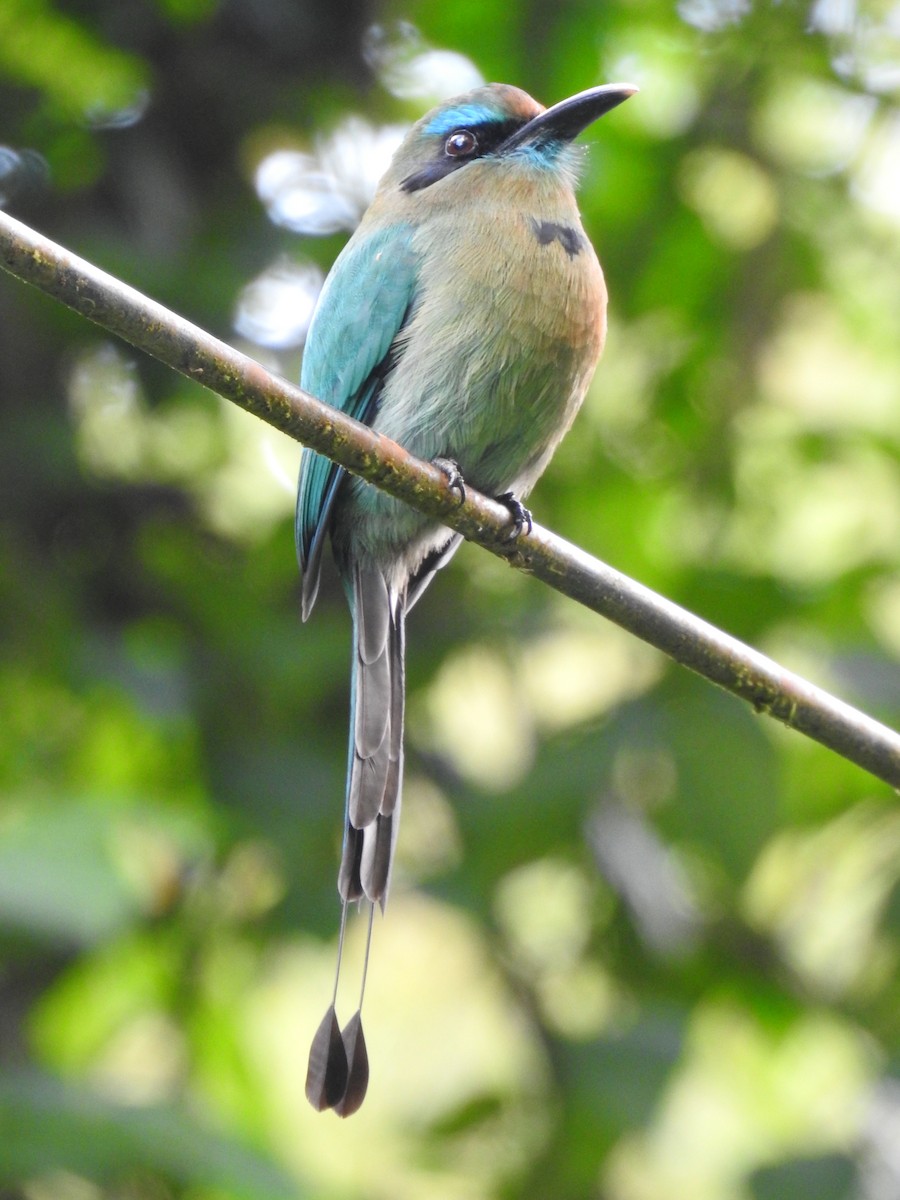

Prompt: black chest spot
[{"left": 531, "top": 219, "right": 585, "bottom": 259}]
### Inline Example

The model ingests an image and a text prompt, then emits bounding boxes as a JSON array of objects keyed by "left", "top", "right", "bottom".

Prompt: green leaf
[
  {"left": 749, "top": 1153, "right": 856, "bottom": 1200},
  {"left": 0, "top": 1072, "right": 298, "bottom": 1199}
]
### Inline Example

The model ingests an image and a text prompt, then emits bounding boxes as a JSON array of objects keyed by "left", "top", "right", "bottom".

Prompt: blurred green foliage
[{"left": 1, "top": 0, "right": 899, "bottom": 1197}]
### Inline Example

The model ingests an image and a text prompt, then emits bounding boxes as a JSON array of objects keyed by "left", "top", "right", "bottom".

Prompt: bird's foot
[
  {"left": 496, "top": 492, "right": 533, "bottom": 540},
  {"left": 433, "top": 457, "right": 466, "bottom": 505}
]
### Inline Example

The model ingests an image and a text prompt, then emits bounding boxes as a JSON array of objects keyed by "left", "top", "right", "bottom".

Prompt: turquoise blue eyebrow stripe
[{"left": 423, "top": 104, "right": 501, "bottom": 137}]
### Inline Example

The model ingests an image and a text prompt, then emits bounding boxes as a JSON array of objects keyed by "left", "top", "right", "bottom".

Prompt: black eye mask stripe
[{"left": 400, "top": 117, "right": 525, "bottom": 194}]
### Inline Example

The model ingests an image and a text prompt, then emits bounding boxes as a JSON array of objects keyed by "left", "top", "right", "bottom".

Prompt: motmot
[{"left": 297, "top": 80, "right": 636, "bottom": 1115}]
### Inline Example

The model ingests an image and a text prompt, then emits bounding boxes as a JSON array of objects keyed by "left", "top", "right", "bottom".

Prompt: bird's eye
[{"left": 445, "top": 129, "right": 478, "bottom": 158}]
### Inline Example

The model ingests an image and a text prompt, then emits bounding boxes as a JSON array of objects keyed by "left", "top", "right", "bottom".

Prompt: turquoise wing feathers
[{"left": 295, "top": 223, "right": 418, "bottom": 615}]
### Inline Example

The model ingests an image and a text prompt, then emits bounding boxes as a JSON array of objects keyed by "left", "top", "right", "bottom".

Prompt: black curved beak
[{"left": 500, "top": 82, "right": 638, "bottom": 152}]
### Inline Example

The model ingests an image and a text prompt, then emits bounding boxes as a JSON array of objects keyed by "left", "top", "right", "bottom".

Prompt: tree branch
[{"left": 1, "top": 207, "right": 898, "bottom": 787}]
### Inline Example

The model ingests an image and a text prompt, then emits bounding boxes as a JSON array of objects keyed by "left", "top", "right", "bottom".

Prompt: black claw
[
  {"left": 433, "top": 457, "right": 466, "bottom": 505},
  {"left": 496, "top": 491, "right": 533, "bottom": 539}
]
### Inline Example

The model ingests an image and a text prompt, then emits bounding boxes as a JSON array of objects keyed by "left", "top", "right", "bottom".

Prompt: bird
[{"left": 296, "top": 79, "right": 636, "bottom": 1115}]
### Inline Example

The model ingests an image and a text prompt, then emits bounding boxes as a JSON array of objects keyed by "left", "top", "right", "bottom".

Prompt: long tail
[
  {"left": 340, "top": 561, "right": 405, "bottom": 905},
  {"left": 306, "top": 562, "right": 405, "bottom": 1117}
]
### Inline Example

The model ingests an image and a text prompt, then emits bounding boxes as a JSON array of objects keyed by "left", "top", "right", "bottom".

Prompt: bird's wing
[{"left": 295, "top": 223, "right": 418, "bottom": 619}]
